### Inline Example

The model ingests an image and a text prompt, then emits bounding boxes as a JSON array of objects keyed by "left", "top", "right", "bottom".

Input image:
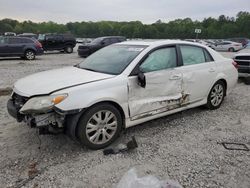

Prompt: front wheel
[
  {"left": 76, "top": 103, "right": 122, "bottom": 150},
  {"left": 206, "top": 81, "right": 226, "bottom": 110},
  {"left": 64, "top": 46, "right": 73, "bottom": 53},
  {"left": 25, "top": 50, "right": 35, "bottom": 60},
  {"left": 228, "top": 47, "right": 235, "bottom": 52}
]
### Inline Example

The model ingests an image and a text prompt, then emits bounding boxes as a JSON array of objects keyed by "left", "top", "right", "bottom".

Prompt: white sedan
[
  {"left": 7, "top": 40, "right": 238, "bottom": 149},
  {"left": 211, "top": 41, "right": 243, "bottom": 52}
]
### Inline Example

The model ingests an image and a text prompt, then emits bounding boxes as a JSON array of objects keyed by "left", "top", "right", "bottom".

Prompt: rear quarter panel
[{"left": 208, "top": 48, "right": 238, "bottom": 94}]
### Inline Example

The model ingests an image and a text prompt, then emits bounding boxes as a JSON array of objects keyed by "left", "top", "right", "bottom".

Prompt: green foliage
[{"left": 0, "top": 11, "right": 249, "bottom": 39}]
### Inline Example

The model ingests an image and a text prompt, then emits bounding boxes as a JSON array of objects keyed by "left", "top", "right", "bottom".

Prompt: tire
[
  {"left": 206, "top": 80, "right": 226, "bottom": 110},
  {"left": 25, "top": 50, "right": 35, "bottom": 60},
  {"left": 244, "top": 77, "right": 250, "bottom": 85},
  {"left": 64, "top": 46, "right": 73, "bottom": 53},
  {"left": 76, "top": 103, "right": 122, "bottom": 150},
  {"left": 228, "top": 47, "right": 235, "bottom": 52}
]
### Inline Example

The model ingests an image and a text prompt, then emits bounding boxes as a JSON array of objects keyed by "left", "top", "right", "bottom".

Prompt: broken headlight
[{"left": 20, "top": 94, "right": 68, "bottom": 114}]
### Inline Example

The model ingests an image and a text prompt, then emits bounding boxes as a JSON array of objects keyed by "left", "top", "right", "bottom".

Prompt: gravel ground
[{"left": 0, "top": 50, "right": 249, "bottom": 188}]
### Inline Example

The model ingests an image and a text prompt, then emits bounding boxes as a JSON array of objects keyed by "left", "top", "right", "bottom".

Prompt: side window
[
  {"left": 45, "top": 35, "right": 54, "bottom": 41},
  {"left": 102, "top": 39, "right": 111, "bottom": 45},
  {"left": 180, "top": 45, "right": 206, "bottom": 66},
  {"left": 140, "top": 47, "right": 177, "bottom": 73},
  {"left": 8, "top": 38, "right": 21, "bottom": 44},
  {"left": 110, "top": 38, "right": 118, "bottom": 43},
  {"left": 55, "top": 35, "right": 63, "bottom": 41},
  {"left": 0, "top": 37, "right": 6, "bottom": 44},
  {"left": 203, "top": 49, "right": 213, "bottom": 62}
]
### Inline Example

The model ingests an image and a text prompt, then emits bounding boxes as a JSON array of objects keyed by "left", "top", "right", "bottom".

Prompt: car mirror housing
[{"left": 137, "top": 71, "right": 146, "bottom": 88}]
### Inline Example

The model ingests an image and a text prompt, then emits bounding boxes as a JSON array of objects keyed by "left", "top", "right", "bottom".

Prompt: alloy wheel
[
  {"left": 86, "top": 110, "right": 118, "bottom": 145},
  {"left": 210, "top": 84, "right": 224, "bottom": 107}
]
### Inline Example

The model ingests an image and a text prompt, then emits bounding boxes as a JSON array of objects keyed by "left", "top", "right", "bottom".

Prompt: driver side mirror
[{"left": 137, "top": 69, "right": 146, "bottom": 88}]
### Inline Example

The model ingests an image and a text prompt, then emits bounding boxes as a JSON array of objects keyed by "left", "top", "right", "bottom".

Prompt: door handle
[
  {"left": 209, "top": 68, "right": 215, "bottom": 72},
  {"left": 170, "top": 74, "right": 182, "bottom": 80}
]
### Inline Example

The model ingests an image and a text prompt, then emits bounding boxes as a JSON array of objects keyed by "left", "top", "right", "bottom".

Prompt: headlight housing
[{"left": 20, "top": 94, "right": 68, "bottom": 114}]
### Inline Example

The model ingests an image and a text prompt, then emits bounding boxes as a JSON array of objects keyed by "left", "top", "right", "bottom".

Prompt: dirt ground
[{"left": 0, "top": 49, "right": 249, "bottom": 188}]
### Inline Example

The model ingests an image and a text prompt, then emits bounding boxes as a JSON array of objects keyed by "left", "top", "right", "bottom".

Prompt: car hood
[
  {"left": 13, "top": 66, "right": 115, "bottom": 97},
  {"left": 236, "top": 48, "right": 250, "bottom": 55}
]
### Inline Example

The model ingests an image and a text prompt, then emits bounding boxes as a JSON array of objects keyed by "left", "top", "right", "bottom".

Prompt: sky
[{"left": 0, "top": 0, "right": 249, "bottom": 24}]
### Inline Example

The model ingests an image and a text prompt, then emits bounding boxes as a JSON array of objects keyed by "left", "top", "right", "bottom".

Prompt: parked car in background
[
  {"left": 38, "top": 33, "right": 76, "bottom": 53},
  {"left": 227, "top": 38, "right": 249, "bottom": 47},
  {"left": 0, "top": 36, "right": 43, "bottom": 60},
  {"left": 7, "top": 40, "right": 238, "bottom": 149},
  {"left": 78, "top": 36, "right": 126, "bottom": 57},
  {"left": 4, "top": 32, "right": 16, "bottom": 36},
  {"left": 18, "top": 33, "right": 38, "bottom": 39},
  {"left": 233, "top": 43, "right": 250, "bottom": 84},
  {"left": 212, "top": 41, "right": 243, "bottom": 52}
]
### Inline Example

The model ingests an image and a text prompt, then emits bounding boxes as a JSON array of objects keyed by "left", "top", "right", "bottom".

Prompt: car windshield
[
  {"left": 91, "top": 38, "right": 103, "bottom": 44},
  {"left": 38, "top": 34, "right": 45, "bottom": 40},
  {"left": 78, "top": 45, "right": 147, "bottom": 75}
]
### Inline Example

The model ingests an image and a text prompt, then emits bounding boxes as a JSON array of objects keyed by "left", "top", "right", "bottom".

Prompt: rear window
[{"left": 180, "top": 45, "right": 206, "bottom": 66}]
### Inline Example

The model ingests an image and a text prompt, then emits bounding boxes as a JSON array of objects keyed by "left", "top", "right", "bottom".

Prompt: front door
[
  {"left": 0, "top": 37, "right": 8, "bottom": 55},
  {"left": 128, "top": 46, "right": 185, "bottom": 120}
]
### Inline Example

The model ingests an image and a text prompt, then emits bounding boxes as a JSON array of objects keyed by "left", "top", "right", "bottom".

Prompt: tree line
[{"left": 0, "top": 11, "right": 249, "bottom": 39}]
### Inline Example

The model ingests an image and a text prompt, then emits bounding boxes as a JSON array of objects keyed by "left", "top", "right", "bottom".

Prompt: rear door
[
  {"left": 177, "top": 45, "right": 217, "bottom": 103},
  {"left": 44, "top": 35, "right": 56, "bottom": 50},
  {"left": 7, "top": 38, "right": 24, "bottom": 55},
  {"left": 128, "top": 46, "right": 184, "bottom": 120}
]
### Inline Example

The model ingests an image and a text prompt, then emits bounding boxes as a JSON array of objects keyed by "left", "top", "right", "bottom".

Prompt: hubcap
[
  {"left": 67, "top": 47, "right": 72, "bottom": 53},
  {"left": 26, "top": 51, "right": 34, "bottom": 59},
  {"left": 210, "top": 84, "right": 224, "bottom": 106},
  {"left": 86, "top": 110, "right": 117, "bottom": 145}
]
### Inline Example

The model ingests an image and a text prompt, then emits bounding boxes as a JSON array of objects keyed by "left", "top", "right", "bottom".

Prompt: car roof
[
  {"left": 118, "top": 39, "right": 207, "bottom": 48},
  {"left": 98, "top": 36, "right": 126, "bottom": 39}
]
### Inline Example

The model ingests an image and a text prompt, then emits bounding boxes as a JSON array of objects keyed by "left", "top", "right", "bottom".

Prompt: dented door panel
[
  {"left": 128, "top": 69, "right": 187, "bottom": 120},
  {"left": 179, "top": 62, "right": 217, "bottom": 103}
]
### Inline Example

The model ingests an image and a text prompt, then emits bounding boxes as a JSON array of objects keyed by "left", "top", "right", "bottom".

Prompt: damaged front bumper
[{"left": 7, "top": 94, "right": 66, "bottom": 134}]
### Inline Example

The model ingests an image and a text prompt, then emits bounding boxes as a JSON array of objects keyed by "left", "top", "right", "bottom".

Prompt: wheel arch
[
  {"left": 24, "top": 47, "right": 36, "bottom": 54},
  {"left": 86, "top": 100, "right": 126, "bottom": 129},
  {"left": 65, "top": 100, "right": 126, "bottom": 141}
]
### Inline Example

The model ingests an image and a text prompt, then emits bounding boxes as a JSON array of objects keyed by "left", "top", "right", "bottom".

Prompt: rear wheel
[
  {"left": 76, "top": 103, "right": 122, "bottom": 150},
  {"left": 64, "top": 46, "right": 73, "bottom": 53},
  {"left": 228, "top": 47, "right": 235, "bottom": 52},
  {"left": 25, "top": 50, "right": 35, "bottom": 60},
  {"left": 206, "top": 81, "right": 226, "bottom": 110}
]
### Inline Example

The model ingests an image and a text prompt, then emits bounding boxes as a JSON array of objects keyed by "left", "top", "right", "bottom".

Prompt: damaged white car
[{"left": 7, "top": 40, "right": 238, "bottom": 149}]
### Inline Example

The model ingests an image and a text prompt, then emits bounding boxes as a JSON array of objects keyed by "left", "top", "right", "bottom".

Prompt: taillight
[
  {"left": 35, "top": 41, "right": 42, "bottom": 48},
  {"left": 232, "top": 61, "right": 238, "bottom": 69}
]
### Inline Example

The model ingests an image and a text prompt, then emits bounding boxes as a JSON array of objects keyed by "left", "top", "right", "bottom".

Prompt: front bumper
[
  {"left": 7, "top": 99, "right": 23, "bottom": 122},
  {"left": 7, "top": 95, "right": 65, "bottom": 128}
]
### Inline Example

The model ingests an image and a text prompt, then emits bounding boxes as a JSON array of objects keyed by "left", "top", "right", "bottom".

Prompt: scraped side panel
[{"left": 128, "top": 70, "right": 187, "bottom": 120}]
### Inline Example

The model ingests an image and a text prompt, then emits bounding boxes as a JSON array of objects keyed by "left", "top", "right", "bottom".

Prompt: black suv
[
  {"left": 0, "top": 36, "right": 43, "bottom": 60},
  {"left": 38, "top": 33, "right": 76, "bottom": 53},
  {"left": 78, "top": 36, "right": 126, "bottom": 57}
]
